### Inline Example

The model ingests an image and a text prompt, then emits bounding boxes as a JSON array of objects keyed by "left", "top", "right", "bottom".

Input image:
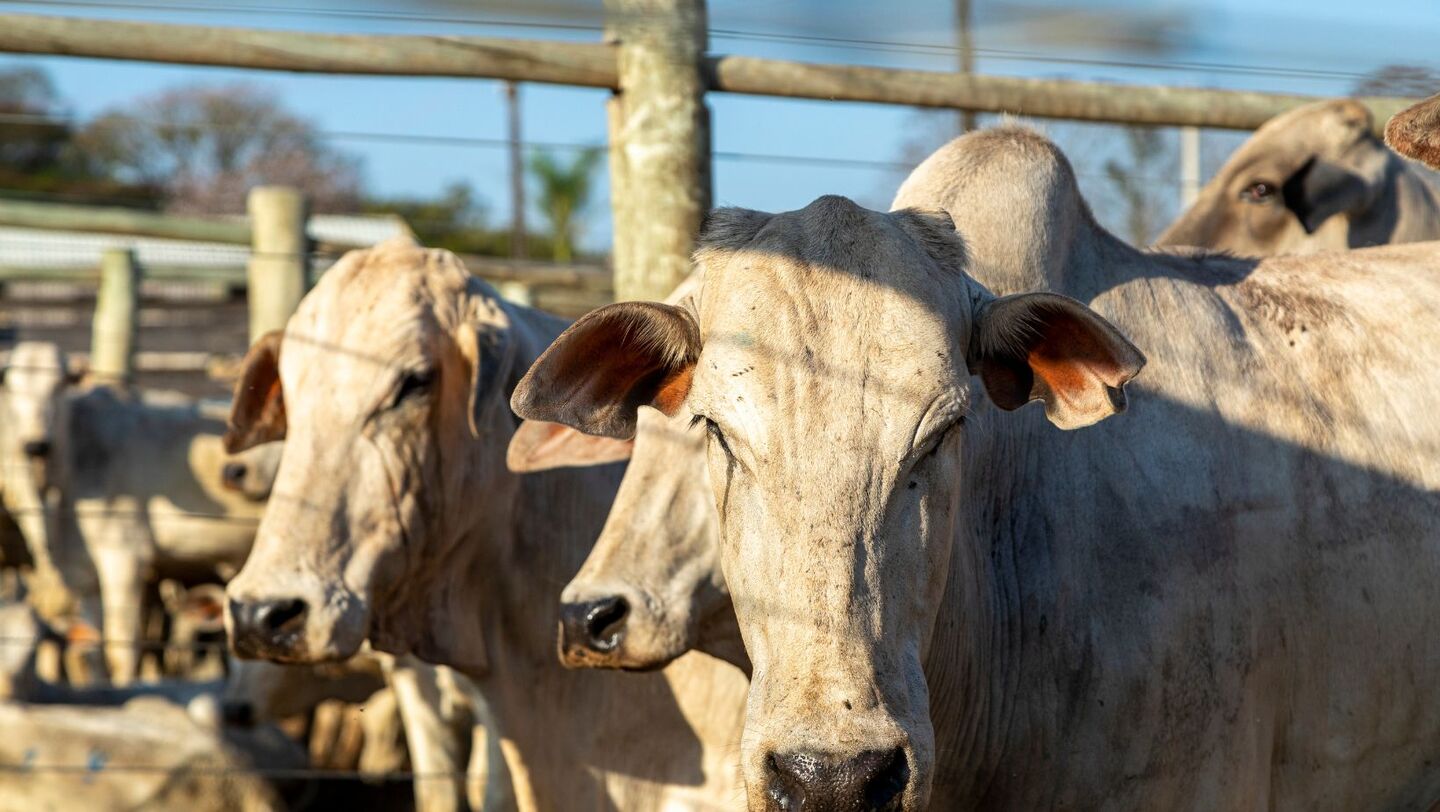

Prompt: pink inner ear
[{"left": 508, "top": 419, "right": 635, "bottom": 473}]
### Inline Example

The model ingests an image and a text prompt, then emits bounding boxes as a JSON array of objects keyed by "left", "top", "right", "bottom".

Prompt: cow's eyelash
[{"left": 690, "top": 414, "right": 734, "bottom": 458}]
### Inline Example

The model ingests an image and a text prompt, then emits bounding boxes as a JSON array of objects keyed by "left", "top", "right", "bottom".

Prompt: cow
[
  {"left": 508, "top": 274, "right": 748, "bottom": 676},
  {"left": 1156, "top": 98, "right": 1440, "bottom": 254},
  {"left": 221, "top": 238, "right": 748, "bottom": 810},
  {"left": 1386, "top": 91, "right": 1440, "bottom": 170},
  {"left": 29, "top": 374, "right": 268, "bottom": 684},
  {"left": 514, "top": 129, "right": 1440, "bottom": 808}
]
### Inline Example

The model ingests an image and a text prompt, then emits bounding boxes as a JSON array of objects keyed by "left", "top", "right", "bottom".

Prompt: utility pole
[{"left": 506, "top": 80, "right": 527, "bottom": 259}]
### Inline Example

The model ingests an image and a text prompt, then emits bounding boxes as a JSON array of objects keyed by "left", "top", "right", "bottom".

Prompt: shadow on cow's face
[
  {"left": 513, "top": 197, "right": 1143, "bottom": 811},
  {"left": 224, "top": 241, "right": 514, "bottom": 672}
]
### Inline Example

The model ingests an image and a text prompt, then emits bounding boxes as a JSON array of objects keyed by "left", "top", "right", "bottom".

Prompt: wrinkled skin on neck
[
  {"left": 225, "top": 243, "right": 517, "bottom": 673},
  {"left": 560, "top": 405, "right": 746, "bottom": 672},
  {"left": 689, "top": 199, "right": 978, "bottom": 809}
]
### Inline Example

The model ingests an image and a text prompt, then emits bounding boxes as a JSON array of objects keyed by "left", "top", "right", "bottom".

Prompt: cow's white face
[
  {"left": 2, "top": 342, "right": 72, "bottom": 470},
  {"left": 224, "top": 241, "right": 514, "bottom": 673},
  {"left": 513, "top": 197, "right": 1143, "bottom": 811}
]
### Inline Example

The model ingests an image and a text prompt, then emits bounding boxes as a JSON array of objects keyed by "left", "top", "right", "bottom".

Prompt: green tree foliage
[
  {"left": 528, "top": 147, "right": 602, "bottom": 262},
  {"left": 0, "top": 66, "right": 159, "bottom": 206},
  {"left": 363, "top": 181, "right": 563, "bottom": 259}
]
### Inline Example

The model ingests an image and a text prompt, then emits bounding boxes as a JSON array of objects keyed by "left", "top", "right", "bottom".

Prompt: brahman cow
[
  {"left": 222, "top": 239, "right": 748, "bottom": 810},
  {"left": 515, "top": 129, "right": 1440, "bottom": 809},
  {"left": 1157, "top": 98, "right": 1440, "bottom": 253},
  {"left": 1387, "top": 91, "right": 1440, "bottom": 170}
]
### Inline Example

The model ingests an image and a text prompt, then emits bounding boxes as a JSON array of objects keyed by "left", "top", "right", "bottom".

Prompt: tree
[
  {"left": 1353, "top": 65, "right": 1440, "bottom": 98},
  {"left": 0, "top": 67, "right": 67, "bottom": 172},
  {"left": 71, "top": 84, "right": 362, "bottom": 214},
  {"left": 528, "top": 147, "right": 602, "bottom": 262},
  {"left": 363, "top": 180, "right": 562, "bottom": 259}
]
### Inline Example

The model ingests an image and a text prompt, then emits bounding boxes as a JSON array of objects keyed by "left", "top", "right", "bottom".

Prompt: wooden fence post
[
  {"left": 606, "top": 0, "right": 710, "bottom": 301},
  {"left": 90, "top": 247, "right": 139, "bottom": 383},
  {"left": 246, "top": 186, "right": 309, "bottom": 341}
]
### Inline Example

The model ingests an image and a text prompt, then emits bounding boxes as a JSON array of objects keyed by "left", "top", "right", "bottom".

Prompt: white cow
[
  {"left": 222, "top": 239, "right": 749, "bottom": 810},
  {"left": 515, "top": 128, "right": 1440, "bottom": 809}
]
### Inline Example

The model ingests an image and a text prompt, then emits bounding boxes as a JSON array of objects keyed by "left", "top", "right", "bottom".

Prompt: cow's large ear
[
  {"left": 507, "top": 419, "right": 634, "bottom": 473},
  {"left": 225, "top": 331, "right": 287, "bottom": 453},
  {"left": 512, "top": 302, "right": 700, "bottom": 440},
  {"left": 1386, "top": 93, "right": 1440, "bottom": 171},
  {"left": 969, "top": 292, "right": 1145, "bottom": 430},
  {"left": 1280, "top": 155, "right": 1374, "bottom": 234}
]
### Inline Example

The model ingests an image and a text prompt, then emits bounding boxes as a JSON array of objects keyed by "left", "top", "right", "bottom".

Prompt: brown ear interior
[
  {"left": 512, "top": 302, "right": 700, "bottom": 440},
  {"left": 225, "top": 330, "right": 288, "bottom": 453},
  {"left": 973, "top": 293, "right": 1145, "bottom": 429}
]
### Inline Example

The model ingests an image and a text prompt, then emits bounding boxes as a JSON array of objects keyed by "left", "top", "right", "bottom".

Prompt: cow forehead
[
  {"left": 692, "top": 228, "right": 971, "bottom": 453},
  {"left": 280, "top": 247, "right": 462, "bottom": 398}
]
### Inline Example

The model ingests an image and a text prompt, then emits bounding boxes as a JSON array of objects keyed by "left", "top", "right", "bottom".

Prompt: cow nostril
[
  {"left": 584, "top": 596, "right": 629, "bottom": 652},
  {"left": 767, "top": 747, "right": 909, "bottom": 811},
  {"left": 221, "top": 462, "right": 247, "bottom": 489},
  {"left": 864, "top": 748, "right": 909, "bottom": 809},
  {"left": 255, "top": 598, "right": 307, "bottom": 634},
  {"left": 21, "top": 439, "right": 50, "bottom": 458}
]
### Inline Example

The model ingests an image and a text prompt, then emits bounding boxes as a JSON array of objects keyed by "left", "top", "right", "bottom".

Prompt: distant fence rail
[{"left": 0, "top": 12, "right": 1417, "bottom": 133}]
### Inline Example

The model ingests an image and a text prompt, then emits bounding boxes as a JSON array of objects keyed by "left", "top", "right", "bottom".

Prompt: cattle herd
[{"left": 1, "top": 92, "right": 1440, "bottom": 811}]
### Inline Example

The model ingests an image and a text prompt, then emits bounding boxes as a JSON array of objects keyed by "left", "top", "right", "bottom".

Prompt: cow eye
[
  {"left": 690, "top": 414, "right": 734, "bottom": 460},
  {"left": 1240, "top": 181, "right": 1276, "bottom": 203},
  {"left": 392, "top": 369, "right": 434, "bottom": 407}
]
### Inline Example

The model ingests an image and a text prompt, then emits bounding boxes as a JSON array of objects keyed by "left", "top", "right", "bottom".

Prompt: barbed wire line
[{"left": 0, "top": 0, "right": 1406, "bottom": 83}]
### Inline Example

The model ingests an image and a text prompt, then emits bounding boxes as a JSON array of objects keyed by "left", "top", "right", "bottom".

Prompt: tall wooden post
[
  {"left": 246, "top": 186, "right": 309, "bottom": 341},
  {"left": 90, "top": 247, "right": 139, "bottom": 383},
  {"left": 605, "top": 0, "right": 710, "bottom": 302},
  {"left": 954, "top": 0, "right": 976, "bottom": 133}
]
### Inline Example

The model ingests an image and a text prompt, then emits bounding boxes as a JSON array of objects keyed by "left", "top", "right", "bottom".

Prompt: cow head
[
  {"left": 1, "top": 342, "right": 77, "bottom": 475},
  {"left": 1158, "top": 99, "right": 1410, "bottom": 254},
  {"left": 507, "top": 273, "right": 746, "bottom": 674},
  {"left": 514, "top": 197, "right": 1143, "bottom": 810},
  {"left": 1386, "top": 92, "right": 1440, "bottom": 171},
  {"left": 511, "top": 408, "right": 743, "bottom": 674},
  {"left": 223, "top": 239, "right": 519, "bottom": 673}
]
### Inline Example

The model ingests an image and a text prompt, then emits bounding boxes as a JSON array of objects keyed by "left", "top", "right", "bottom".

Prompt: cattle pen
[{"left": 0, "top": 3, "right": 1434, "bottom": 811}]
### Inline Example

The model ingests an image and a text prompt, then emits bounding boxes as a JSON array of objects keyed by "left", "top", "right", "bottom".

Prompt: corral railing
[{"left": 0, "top": 9, "right": 1421, "bottom": 301}]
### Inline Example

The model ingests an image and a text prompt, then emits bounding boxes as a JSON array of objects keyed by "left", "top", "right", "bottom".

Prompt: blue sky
[{"left": 1, "top": 0, "right": 1439, "bottom": 248}]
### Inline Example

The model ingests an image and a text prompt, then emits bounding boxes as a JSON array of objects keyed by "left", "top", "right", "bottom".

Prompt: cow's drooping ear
[
  {"left": 507, "top": 419, "right": 634, "bottom": 473},
  {"left": 456, "top": 321, "right": 517, "bottom": 439},
  {"left": 1386, "top": 92, "right": 1440, "bottom": 171},
  {"left": 225, "top": 330, "right": 287, "bottom": 453},
  {"left": 969, "top": 292, "right": 1145, "bottom": 430},
  {"left": 1280, "top": 155, "right": 1377, "bottom": 234},
  {"left": 512, "top": 302, "right": 701, "bottom": 440}
]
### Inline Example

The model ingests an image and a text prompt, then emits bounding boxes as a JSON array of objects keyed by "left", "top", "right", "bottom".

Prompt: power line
[{"left": 0, "top": 0, "right": 1405, "bottom": 84}]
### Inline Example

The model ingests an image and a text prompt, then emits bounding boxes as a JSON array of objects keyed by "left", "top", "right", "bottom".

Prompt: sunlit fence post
[
  {"left": 246, "top": 186, "right": 309, "bottom": 341},
  {"left": 90, "top": 247, "right": 139, "bottom": 383},
  {"left": 606, "top": 0, "right": 710, "bottom": 302}
]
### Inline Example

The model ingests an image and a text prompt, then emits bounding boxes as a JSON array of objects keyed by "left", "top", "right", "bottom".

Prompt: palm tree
[{"left": 528, "top": 147, "right": 602, "bottom": 262}]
